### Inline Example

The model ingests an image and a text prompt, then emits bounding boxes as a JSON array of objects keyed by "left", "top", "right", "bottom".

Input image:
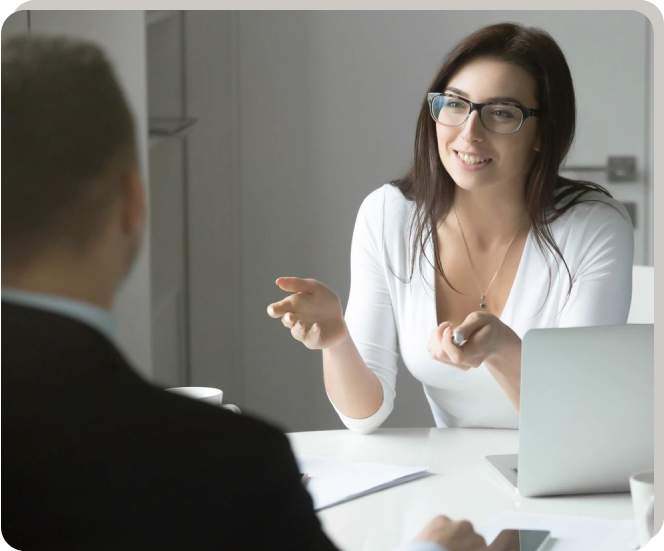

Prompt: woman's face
[{"left": 435, "top": 57, "right": 540, "bottom": 194}]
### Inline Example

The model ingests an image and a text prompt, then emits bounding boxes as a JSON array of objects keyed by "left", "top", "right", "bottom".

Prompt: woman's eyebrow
[
  {"left": 445, "top": 86, "right": 523, "bottom": 104},
  {"left": 444, "top": 86, "right": 468, "bottom": 97}
]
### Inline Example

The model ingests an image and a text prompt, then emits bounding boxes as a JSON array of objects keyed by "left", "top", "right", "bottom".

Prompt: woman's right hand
[{"left": 267, "top": 277, "right": 348, "bottom": 350}]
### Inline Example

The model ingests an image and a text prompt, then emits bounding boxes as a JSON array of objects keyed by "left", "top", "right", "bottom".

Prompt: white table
[{"left": 287, "top": 428, "right": 633, "bottom": 551}]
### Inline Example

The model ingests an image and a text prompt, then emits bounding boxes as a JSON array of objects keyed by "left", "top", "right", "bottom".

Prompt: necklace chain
[{"left": 453, "top": 204, "right": 526, "bottom": 310}]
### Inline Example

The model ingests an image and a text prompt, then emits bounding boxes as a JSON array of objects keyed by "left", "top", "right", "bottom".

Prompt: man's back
[{"left": 2, "top": 302, "right": 338, "bottom": 550}]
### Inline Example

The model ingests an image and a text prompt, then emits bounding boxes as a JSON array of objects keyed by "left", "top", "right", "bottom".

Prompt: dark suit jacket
[{"left": 2, "top": 302, "right": 339, "bottom": 550}]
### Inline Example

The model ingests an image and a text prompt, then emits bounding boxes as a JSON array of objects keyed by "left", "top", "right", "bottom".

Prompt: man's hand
[{"left": 413, "top": 516, "right": 488, "bottom": 551}]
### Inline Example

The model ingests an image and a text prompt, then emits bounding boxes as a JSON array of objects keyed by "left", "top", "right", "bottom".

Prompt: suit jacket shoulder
[{"left": 2, "top": 302, "right": 338, "bottom": 550}]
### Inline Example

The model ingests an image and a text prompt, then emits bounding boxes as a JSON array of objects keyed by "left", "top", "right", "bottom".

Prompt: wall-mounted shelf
[{"left": 146, "top": 11, "right": 179, "bottom": 26}]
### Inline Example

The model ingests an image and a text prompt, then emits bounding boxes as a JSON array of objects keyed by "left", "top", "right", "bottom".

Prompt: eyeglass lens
[{"left": 431, "top": 95, "right": 524, "bottom": 133}]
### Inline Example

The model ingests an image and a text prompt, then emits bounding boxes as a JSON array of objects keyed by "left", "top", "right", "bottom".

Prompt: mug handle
[
  {"left": 222, "top": 403, "right": 241, "bottom": 414},
  {"left": 645, "top": 496, "right": 654, "bottom": 541}
]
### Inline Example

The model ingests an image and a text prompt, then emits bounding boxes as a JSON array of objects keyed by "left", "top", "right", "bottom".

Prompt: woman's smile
[{"left": 452, "top": 149, "right": 493, "bottom": 171}]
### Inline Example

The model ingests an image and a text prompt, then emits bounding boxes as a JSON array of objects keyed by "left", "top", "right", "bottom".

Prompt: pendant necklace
[{"left": 453, "top": 204, "right": 526, "bottom": 310}]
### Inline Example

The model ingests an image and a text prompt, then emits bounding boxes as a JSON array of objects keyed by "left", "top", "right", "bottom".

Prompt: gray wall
[
  {"left": 185, "top": 12, "right": 245, "bottom": 404},
  {"left": 238, "top": 11, "right": 435, "bottom": 430}
]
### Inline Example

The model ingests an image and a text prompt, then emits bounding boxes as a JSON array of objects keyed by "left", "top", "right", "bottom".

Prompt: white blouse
[{"left": 331, "top": 184, "right": 634, "bottom": 433}]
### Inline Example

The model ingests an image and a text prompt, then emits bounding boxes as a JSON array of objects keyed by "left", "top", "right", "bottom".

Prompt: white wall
[{"left": 236, "top": 11, "right": 652, "bottom": 431}]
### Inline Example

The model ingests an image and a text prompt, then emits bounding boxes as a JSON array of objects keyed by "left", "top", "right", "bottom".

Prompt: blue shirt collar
[{"left": 1, "top": 287, "right": 118, "bottom": 342}]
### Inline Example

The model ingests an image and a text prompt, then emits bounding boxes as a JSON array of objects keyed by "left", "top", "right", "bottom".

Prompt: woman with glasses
[{"left": 267, "top": 23, "right": 633, "bottom": 433}]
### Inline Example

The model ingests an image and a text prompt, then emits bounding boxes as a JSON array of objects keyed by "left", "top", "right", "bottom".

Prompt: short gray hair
[{"left": 2, "top": 34, "right": 138, "bottom": 267}]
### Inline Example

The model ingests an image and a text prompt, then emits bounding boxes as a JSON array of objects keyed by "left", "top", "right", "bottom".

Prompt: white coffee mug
[
  {"left": 630, "top": 470, "right": 655, "bottom": 549},
  {"left": 165, "top": 386, "right": 241, "bottom": 414}
]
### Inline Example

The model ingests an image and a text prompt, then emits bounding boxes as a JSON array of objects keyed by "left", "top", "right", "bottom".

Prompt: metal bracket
[
  {"left": 561, "top": 155, "right": 637, "bottom": 182},
  {"left": 607, "top": 156, "right": 637, "bottom": 182}
]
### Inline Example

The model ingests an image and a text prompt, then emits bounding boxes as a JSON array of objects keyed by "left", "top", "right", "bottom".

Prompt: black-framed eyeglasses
[{"left": 427, "top": 93, "right": 539, "bottom": 134}]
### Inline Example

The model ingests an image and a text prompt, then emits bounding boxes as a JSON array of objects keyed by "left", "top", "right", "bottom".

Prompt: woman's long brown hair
[{"left": 392, "top": 22, "right": 618, "bottom": 305}]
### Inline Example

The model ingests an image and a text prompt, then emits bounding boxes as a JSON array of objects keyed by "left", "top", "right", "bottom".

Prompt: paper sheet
[
  {"left": 295, "top": 454, "right": 429, "bottom": 511},
  {"left": 478, "top": 511, "right": 639, "bottom": 551}
]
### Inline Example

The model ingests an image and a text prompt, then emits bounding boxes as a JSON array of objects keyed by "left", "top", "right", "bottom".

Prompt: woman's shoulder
[
  {"left": 358, "top": 183, "right": 413, "bottom": 225},
  {"left": 553, "top": 189, "right": 632, "bottom": 235},
  {"left": 548, "top": 189, "right": 634, "bottom": 266}
]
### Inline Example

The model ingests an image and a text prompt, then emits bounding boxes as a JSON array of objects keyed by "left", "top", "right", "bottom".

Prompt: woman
[{"left": 267, "top": 23, "right": 633, "bottom": 433}]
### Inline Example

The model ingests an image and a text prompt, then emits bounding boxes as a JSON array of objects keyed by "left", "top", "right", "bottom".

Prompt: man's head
[{"left": 2, "top": 34, "right": 144, "bottom": 299}]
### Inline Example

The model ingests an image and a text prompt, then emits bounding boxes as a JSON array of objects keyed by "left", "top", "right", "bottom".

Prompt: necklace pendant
[{"left": 480, "top": 295, "right": 487, "bottom": 310}]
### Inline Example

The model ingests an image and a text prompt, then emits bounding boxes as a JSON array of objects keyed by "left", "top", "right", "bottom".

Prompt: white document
[
  {"left": 296, "top": 454, "right": 429, "bottom": 511},
  {"left": 478, "top": 511, "right": 639, "bottom": 551}
]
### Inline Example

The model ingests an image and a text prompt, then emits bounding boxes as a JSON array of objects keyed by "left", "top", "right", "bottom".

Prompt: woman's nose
[{"left": 460, "top": 110, "right": 485, "bottom": 142}]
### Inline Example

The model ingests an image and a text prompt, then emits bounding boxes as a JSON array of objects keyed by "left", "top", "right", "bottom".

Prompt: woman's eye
[
  {"left": 446, "top": 101, "right": 462, "bottom": 108},
  {"left": 488, "top": 108, "right": 515, "bottom": 119}
]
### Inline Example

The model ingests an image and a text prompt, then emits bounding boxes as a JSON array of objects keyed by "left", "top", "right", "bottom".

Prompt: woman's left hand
[{"left": 427, "top": 311, "right": 520, "bottom": 370}]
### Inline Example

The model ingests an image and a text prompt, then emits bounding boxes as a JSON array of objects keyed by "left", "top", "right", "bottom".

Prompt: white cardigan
[{"left": 331, "top": 184, "right": 634, "bottom": 433}]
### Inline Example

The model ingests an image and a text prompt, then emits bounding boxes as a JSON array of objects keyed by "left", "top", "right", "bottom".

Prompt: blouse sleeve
[
  {"left": 558, "top": 198, "right": 634, "bottom": 328},
  {"left": 327, "top": 187, "right": 400, "bottom": 434}
]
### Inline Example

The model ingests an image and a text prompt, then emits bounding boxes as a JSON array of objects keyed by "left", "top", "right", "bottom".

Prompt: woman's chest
[
  {"left": 433, "top": 230, "right": 528, "bottom": 326},
  {"left": 388, "top": 229, "right": 563, "bottom": 371}
]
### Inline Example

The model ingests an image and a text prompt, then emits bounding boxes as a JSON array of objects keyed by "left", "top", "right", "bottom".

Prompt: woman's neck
[{"left": 447, "top": 187, "right": 528, "bottom": 251}]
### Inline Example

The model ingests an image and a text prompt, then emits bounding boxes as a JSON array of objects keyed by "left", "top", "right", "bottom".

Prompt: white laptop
[{"left": 486, "top": 324, "right": 654, "bottom": 497}]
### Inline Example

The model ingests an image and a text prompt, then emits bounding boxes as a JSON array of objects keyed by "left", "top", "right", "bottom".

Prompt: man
[{"left": 1, "top": 34, "right": 489, "bottom": 551}]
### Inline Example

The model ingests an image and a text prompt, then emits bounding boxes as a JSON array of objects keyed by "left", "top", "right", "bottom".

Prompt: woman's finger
[
  {"left": 441, "top": 327, "right": 464, "bottom": 363},
  {"left": 453, "top": 311, "right": 492, "bottom": 342},
  {"left": 451, "top": 324, "right": 491, "bottom": 367},
  {"left": 436, "top": 327, "right": 474, "bottom": 370},
  {"left": 281, "top": 312, "right": 298, "bottom": 329},
  {"left": 267, "top": 296, "right": 300, "bottom": 318},
  {"left": 429, "top": 324, "right": 452, "bottom": 361},
  {"left": 290, "top": 319, "right": 308, "bottom": 342},
  {"left": 437, "top": 321, "right": 450, "bottom": 337},
  {"left": 444, "top": 333, "right": 480, "bottom": 370},
  {"left": 275, "top": 277, "right": 318, "bottom": 294},
  {"left": 303, "top": 322, "right": 322, "bottom": 349}
]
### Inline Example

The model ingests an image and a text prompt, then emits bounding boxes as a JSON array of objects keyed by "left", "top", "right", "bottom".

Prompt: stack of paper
[
  {"left": 478, "top": 512, "right": 639, "bottom": 551},
  {"left": 296, "top": 454, "right": 429, "bottom": 511}
]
